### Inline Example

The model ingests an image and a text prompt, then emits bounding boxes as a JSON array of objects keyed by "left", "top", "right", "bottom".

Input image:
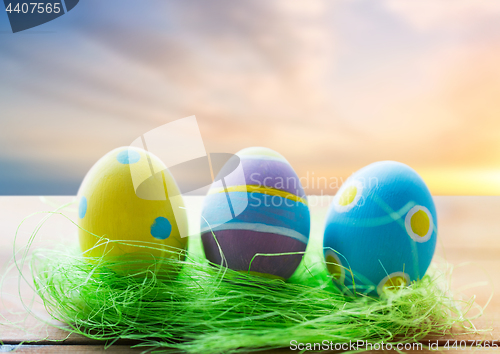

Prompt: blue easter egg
[{"left": 323, "top": 161, "right": 437, "bottom": 296}]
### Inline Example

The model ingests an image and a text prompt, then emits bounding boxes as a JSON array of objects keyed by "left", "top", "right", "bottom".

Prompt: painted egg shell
[
  {"left": 201, "top": 147, "right": 310, "bottom": 279},
  {"left": 77, "top": 147, "right": 188, "bottom": 266},
  {"left": 323, "top": 161, "right": 437, "bottom": 296}
]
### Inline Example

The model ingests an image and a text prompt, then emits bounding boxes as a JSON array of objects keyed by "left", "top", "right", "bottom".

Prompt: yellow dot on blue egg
[
  {"left": 338, "top": 185, "right": 357, "bottom": 206},
  {"left": 377, "top": 272, "right": 410, "bottom": 296},
  {"left": 150, "top": 217, "right": 172, "bottom": 240},
  {"left": 405, "top": 205, "right": 433, "bottom": 242},
  {"left": 79, "top": 196, "right": 87, "bottom": 219},
  {"left": 411, "top": 210, "right": 430, "bottom": 237},
  {"left": 334, "top": 181, "right": 363, "bottom": 213},
  {"left": 324, "top": 250, "right": 344, "bottom": 283},
  {"left": 116, "top": 149, "right": 141, "bottom": 164}
]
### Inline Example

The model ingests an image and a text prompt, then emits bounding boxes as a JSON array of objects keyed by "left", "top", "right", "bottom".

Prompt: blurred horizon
[{"left": 2, "top": 0, "right": 500, "bottom": 196}]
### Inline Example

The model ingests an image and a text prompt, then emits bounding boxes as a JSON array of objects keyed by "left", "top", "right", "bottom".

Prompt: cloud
[
  {"left": 384, "top": 0, "right": 500, "bottom": 32},
  {"left": 2, "top": 0, "right": 500, "bottom": 195}
]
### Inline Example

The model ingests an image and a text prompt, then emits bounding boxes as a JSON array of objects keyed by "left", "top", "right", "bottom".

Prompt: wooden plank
[
  {"left": 434, "top": 196, "right": 500, "bottom": 250},
  {"left": 0, "top": 345, "right": 145, "bottom": 353},
  {"left": 0, "top": 344, "right": 498, "bottom": 353}
]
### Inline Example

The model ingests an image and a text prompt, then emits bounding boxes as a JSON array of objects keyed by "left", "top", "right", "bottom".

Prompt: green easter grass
[{"left": 6, "top": 201, "right": 483, "bottom": 353}]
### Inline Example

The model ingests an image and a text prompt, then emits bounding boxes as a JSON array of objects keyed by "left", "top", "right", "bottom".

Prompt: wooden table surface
[{"left": 0, "top": 196, "right": 499, "bottom": 353}]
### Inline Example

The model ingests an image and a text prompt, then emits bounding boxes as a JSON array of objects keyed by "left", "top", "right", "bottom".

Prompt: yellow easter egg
[{"left": 77, "top": 147, "right": 188, "bottom": 270}]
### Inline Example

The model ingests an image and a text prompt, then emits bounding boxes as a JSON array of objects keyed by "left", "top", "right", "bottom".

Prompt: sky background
[{"left": 1, "top": 0, "right": 500, "bottom": 195}]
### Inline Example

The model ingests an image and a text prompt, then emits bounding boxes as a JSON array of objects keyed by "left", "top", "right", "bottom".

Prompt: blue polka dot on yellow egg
[
  {"left": 77, "top": 147, "right": 188, "bottom": 268},
  {"left": 151, "top": 217, "right": 172, "bottom": 240},
  {"left": 116, "top": 149, "right": 141, "bottom": 165},
  {"left": 79, "top": 196, "right": 87, "bottom": 219}
]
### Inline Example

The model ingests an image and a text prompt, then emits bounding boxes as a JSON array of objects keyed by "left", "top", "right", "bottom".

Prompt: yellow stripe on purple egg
[
  {"left": 219, "top": 158, "right": 306, "bottom": 198},
  {"left": 201, "top": 191, "right": 310, "bottom": 242},
  {"left": 208, "top": 185, "right": 308, "bottom": 206}
]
